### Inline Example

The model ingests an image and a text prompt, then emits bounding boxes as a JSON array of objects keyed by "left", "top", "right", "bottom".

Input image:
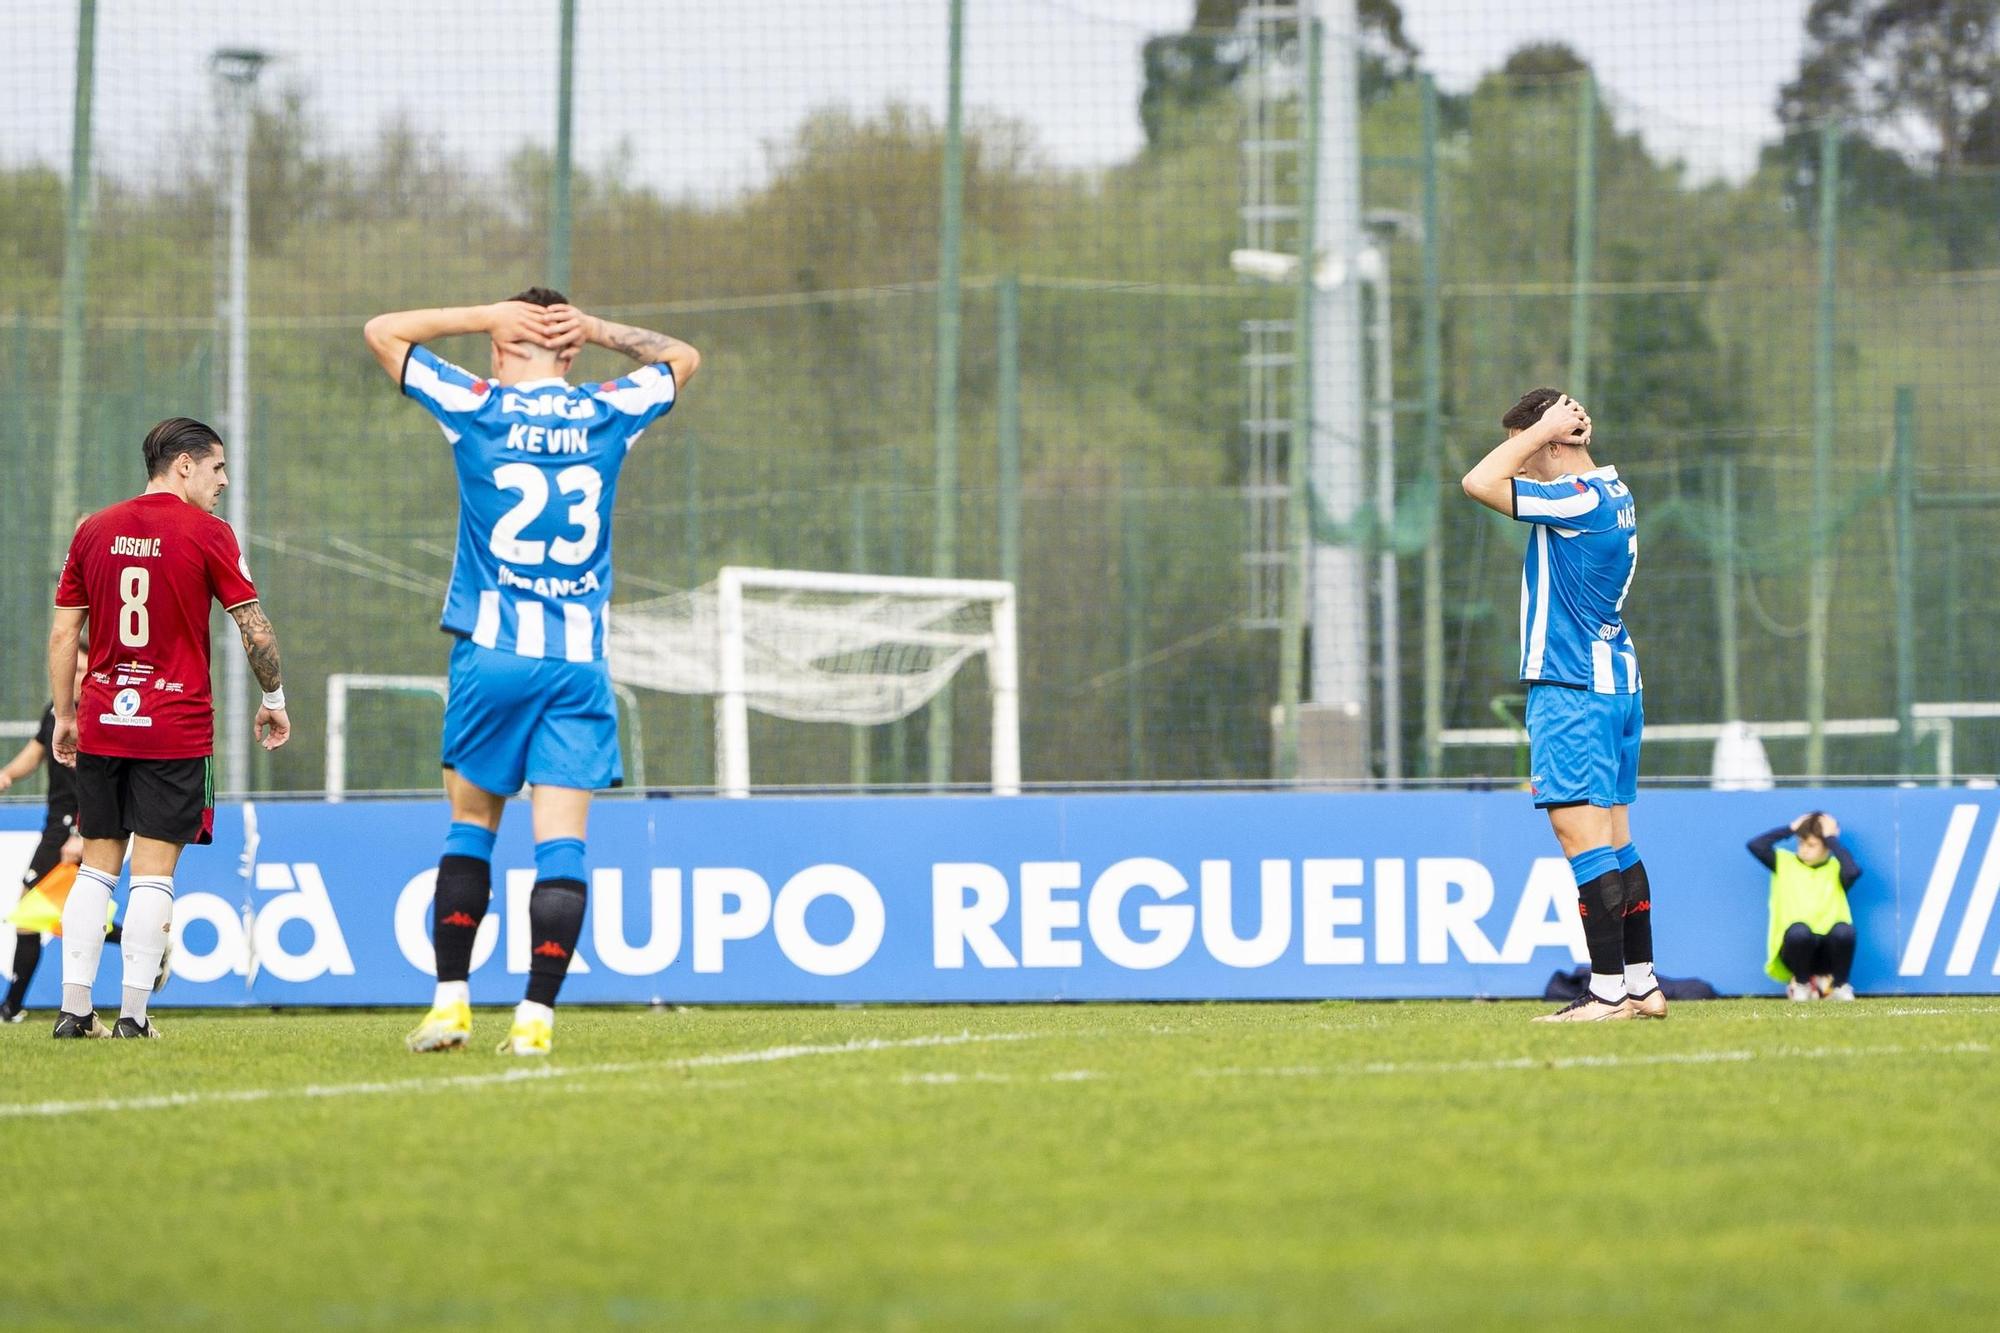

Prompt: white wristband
[{"left": 262, "top": 688, "right": 287, "bottom": 711}]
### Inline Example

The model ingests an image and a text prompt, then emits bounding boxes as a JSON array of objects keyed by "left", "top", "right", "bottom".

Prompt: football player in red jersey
[{"left": 45, "top": 417, "right": 292, "bottom": 1039}]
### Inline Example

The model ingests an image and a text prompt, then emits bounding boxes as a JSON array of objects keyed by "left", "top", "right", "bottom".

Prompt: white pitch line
[
  {"left": 1194, "top": 1040, "right": 1992, "bottom": 1080},
  {"left": 0, "top": 1030, "right": 1039, "bottom": 1121}
]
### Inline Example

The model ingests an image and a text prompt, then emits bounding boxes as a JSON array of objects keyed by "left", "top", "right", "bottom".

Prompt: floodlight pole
[
  {"left": 1306, "top": 0, "right": 1371, "bottom": 778},
  {"left": 213, "top": 47, "right": 269, "bottom": 796}
]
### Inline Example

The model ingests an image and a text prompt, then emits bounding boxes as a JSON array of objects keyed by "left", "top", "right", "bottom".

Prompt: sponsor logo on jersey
[{"left": 113, "top": 688, "right": 141, "bottom": 717}]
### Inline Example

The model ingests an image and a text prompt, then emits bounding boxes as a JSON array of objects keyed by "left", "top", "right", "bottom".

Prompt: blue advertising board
[{"left": 2, "top": 788, "right": 1997, "bottom": 1007}]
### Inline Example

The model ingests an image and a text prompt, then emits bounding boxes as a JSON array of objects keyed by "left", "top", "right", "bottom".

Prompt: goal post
[{"left": 613, "top": 566, "right": 1020, "bottom": 797}]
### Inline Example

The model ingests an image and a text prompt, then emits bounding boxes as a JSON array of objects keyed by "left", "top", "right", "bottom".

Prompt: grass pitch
[{"left": 5, "top": 998, "right": 1997, "bottom": 1329}]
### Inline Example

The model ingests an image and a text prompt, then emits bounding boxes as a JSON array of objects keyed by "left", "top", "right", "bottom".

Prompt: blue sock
[
  {"left": 534, "top": 837, "right": 587, "bottom": 886},
  {"left": 1612, "top": 841, "right": 1640, "bottom": 872},
  {"left": 1568, "top": 845, "right": 1621, "bottom": 886},
  {"left": 442, "top": 821, "right": 497, "bottom": 863}
]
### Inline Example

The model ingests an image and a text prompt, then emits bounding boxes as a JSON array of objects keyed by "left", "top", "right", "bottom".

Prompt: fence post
[
  {"left": 850, "top": 485, "right": 871, "bottom": 788},
  {"left": 1568, "top": 71, "right": 1596, "bottom": 401},
  {"left": 1894, "top": 385, "right": 1916, "bottom": 776},
  {"left": 685, "top": 432, "right": 707, "bottom": 786},
  {"left": 549, "top": 0, "right": 576, "bottom": 290},
  {"left": 1418, "top": 70, "right": 1444, "bottom": 777},
  {"left": 998, "top": 272, "right": 1021, "bottom": 591},
  {"left": 51, "top": 0, "right": 97, "bottom": 585},
  {"left": 1806, "top": 122, "right": 1840, "bottom": 776},
  {"left": 1716, "top": 452, "right": 1741, "bottom": 721},
  {"left": 1121, "top": 456, "right": 1147, "bottom": 780},
  {"left": 928, "top": 0, "right": 966, "bottom": 789}
]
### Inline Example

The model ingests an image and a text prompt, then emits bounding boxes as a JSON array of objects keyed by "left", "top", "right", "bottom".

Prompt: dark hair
[
  {"left": 1797, "top": 813, "right": 1827, "bottom": 841},
  {"left": 1502, "top": 387, "right": 1566, "bottom": 432},
  {"left": 142, "top": 417, "right": 222, "bottom": 478},
  {"left": 508, "top": 286, "right": 568, "bottom": 307}
]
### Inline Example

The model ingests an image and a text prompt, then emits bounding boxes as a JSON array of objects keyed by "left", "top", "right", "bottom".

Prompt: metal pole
[
  {"left": 213, "top": 49, "right": 269, "bottom": 797},
  {"left": 927, "top": 0, "right": 966, "bottom": 789},
  {"left": 1716, "top": 453, "right": 1741, "bottom": 722},
  {"left": 549, "top": 0, "right": 576, "bottom": 291},
  {"left": 1275, "top": 15, "right": 1322, "bottom": 782},
  {"left": 1306, "top": 0, "right": 1369, "bottom": 775},
  {"left": 1806, "top": 122, "right": 1839, "bottom": 776},
  {"left": 1568, "top": 71, "right": 1596, "bottom": 400},
  {"left": 850, "top": 486, "right": 870, "bottom": 788},
  {"left": 997, "top": 272, "right": 1022, "bottom": 591},
  {"left": 1122, "top": 457, "right": 1146, "bottom": 780},
  {"left": 50, "top": 0, "right": 97, "bottom": 584},
  {"left": 1370, "top": 269, "right": 1400, "bottom": 782},
  {"left": 1894, "top": 385, "right": 1917, "bottom": 776},
  {"left": 1418, "top": 72, "right": 1445, "bottom": 777},
  {"left": 889, "top": 439, "right": 908, "bottom": 786},
  {"left": 684, "top": 432, "right": 707, "bottom": 785}
]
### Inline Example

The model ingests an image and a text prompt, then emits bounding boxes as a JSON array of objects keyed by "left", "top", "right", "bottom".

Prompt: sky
[{"left": 0, "top": 0, "right": 1812, "bottom": 196}]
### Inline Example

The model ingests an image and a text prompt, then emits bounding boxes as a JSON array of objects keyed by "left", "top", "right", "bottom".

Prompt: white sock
[
  {"left": 60, "top": 865, "right": 118, "bottom": 1014},
  {"left": 515, "top": 999, "right": 553, "bottom": 1027},
  {"left": 1588, "top": 973, "right": 1628, "bottom": 1004},
  {"left": 119, "top": 878, "right": 174, "bottom": 1023},
  {"left": 1625, "top": 962, "right": 1656, "bottom": 994},
  {"left": 433, "top": 979, "right": 469, "bottom": 1009}
]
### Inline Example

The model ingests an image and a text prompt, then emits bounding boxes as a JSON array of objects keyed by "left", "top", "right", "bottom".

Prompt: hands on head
[
  {"left": 1535, "top": 394, "right": 1591, "bottom": 448},
  {"left": 487, "top": 300, "right": 593, "bottom": 355}
]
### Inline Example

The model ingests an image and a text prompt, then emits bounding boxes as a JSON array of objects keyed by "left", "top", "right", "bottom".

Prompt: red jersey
[{"left": 54, "top": 492, "right": 259, "bottom": 760}]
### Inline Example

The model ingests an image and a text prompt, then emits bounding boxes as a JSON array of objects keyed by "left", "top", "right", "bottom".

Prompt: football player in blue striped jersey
[
  {"left": 1462, "top": 389, "right": 1662, "bottom": 1023},
  {"left": 364, "top": 290, "right": 699, "bottom": 1054}
]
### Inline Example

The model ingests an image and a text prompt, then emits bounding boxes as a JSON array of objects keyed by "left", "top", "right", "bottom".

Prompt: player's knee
[
  {"left": 1782, "top": 922, "right": 1815, "bottom": 950},
  {"left": 1827, "top": 921, "right": 1857, "bottom": 946}
]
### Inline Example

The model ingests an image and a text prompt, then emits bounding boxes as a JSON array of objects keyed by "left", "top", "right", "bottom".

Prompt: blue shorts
[
  {"left": 1526, "top": 685, "right": 1642, "bottom": 809},
  {"left": 441, "top": 637, "right": 623, "bottom": 796}
]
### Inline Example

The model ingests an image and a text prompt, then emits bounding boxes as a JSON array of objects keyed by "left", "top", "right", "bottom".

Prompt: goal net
[{"left": 608, "top": 566, "right": 1019, "bottom": 796}]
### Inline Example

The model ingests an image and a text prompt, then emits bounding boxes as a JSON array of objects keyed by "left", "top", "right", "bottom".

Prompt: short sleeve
[
  {"left": 35, "top": 705, "right": 55, "bottom": 749},
  {"left": 204, "top": 519, "right": 260, "bottom": 610},
  {"left": 402, "top": 344, "right": 494, "bottom": 443},
  {"left": 589, "top": 362, "right": 677, "bottom": 445},
  {"left": 1512, "top": 477, "right": 1608, "bottom": 528},
  {"left": 53, "top": 524, "right": 90, "bottom": 608}
]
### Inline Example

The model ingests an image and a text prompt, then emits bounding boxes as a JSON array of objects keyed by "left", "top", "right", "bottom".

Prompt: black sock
[
  {"left": 6, "top": 933, "right": 40, "bottom": 1008},
  {"left": 432, "top": 854, "right": 493, "bottom": 984},
  {"left": 1621, "top": 859, "right": 1654, "bottom": 983},
  {"left": 1576, "top": 869, "right": 1627, "bottom": 984},
  {"left": 525, "top": 879, "right": 587, "bottom": 1007}
]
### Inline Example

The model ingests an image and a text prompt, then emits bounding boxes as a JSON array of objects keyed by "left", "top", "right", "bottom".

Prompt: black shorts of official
[
  {"left": 21, "top": 809, "right": 78, "bottom": 888},
  {"left": 74, "top": 752, "right": 214, "bottom": 846}
]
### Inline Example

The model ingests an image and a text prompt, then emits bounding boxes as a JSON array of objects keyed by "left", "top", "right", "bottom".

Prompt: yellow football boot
[{"left": 405, "top": 1000, "right": 473, "bottom": 1053}]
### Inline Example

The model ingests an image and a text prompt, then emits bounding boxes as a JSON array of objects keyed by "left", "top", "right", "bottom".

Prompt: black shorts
[
  {"left": 74, "top": 753, "right": 214, "bottom": 846},
  {"left": 21, "top": 810, "right": 78, "bottom": 887}
]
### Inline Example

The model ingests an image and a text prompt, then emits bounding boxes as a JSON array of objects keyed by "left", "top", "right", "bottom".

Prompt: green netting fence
[{"left": 3, "top": 1, "right": 1997, "bottom": 794}]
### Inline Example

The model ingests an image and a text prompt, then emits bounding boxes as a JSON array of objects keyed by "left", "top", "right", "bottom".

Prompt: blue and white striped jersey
[
  {"left": 1512, "top": 465, "right": 1641, "bottom": 694},
  {"left": 402, "top": 344, "right": 676, "bottom": 662}
]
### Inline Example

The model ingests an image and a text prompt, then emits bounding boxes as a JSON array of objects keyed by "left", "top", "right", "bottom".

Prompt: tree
[
  {"left": 1139, "top": 0, "right": 1419, "bottom": 146},
  {"left": 1780, "top": 0, "right": 2000, "bottom": 167}
]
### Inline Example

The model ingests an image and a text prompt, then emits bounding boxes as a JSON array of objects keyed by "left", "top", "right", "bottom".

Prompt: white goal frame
[{"left": 711, "top": 566, "right": 1020, "bottom": 798}]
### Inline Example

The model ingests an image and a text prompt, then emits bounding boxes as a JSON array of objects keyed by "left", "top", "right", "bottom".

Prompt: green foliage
[{"left": 9, "top": 10, "right": 2000, "bottom": 787}]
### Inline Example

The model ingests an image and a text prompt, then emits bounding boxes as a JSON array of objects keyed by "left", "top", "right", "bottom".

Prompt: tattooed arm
[
  {"left": 543, "top": 304, "right": 701, "bottom": 387},
  {"left": 228, "top": 601, "right": 292, "bottom": 750}
]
